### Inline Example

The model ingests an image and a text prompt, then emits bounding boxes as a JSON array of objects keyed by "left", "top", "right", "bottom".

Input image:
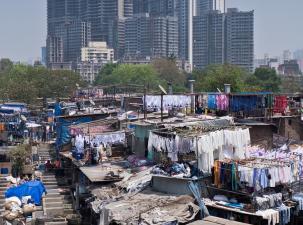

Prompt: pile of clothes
[
  {"left": 3, "top": 196, "right": 37, "bottom": 223},
  {"left": 253, "top": 193, "right": 283, "bottom": 211},
  {"left": 151, "top": 162, "right": 202, "bottom": 178},
  {"left": 127, "top": 155, "right": 152, "bottom": 168}
]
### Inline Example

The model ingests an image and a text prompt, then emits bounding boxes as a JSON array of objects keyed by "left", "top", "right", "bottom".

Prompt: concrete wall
[
  {"left": 249, "top": 125, "right": 275, "bottom": 149},
  {"left": 275, "top": 117, "right": 303, "bottom": 141}
]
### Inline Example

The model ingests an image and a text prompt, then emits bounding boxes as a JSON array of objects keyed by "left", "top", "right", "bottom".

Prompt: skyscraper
[
  {"left": 124, "top": 13, "right": 178, "bottom": 59},
  {"left": 196, "top": 0, "right": 225, "bottom": 15},
  {"left": 177, "top": 0, "right": 194, "bottom": 69},
  {"left": 46, "top": 0, "right": 133, "bottom": 68},
  {"left": 193, "top": 11, "right": 225, "bottom": 69},
  {"left": 193, "top": 8, "right": 254, "bottom": 72},
  {"left": 225, "top": 8, "right": 254, "bottom": 72},
  {"left": 47, "top": 0, "right": 91, "bottom": 67}
]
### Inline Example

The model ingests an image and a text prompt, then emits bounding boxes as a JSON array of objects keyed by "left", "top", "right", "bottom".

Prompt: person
[
  {"left": 45, "top": 160, "right": 53, "bottom": 172},
  {"left": 32, "top": 144, "right": 38, "bottom": 162},
  {"left": 54, "top": 159, "right": 62, "bottom": 176}
]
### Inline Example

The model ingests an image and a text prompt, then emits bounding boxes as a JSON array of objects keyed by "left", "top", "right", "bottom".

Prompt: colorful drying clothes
[
  {"left": 213, "top": 160, "right": 239, "bottom": 191},
  {"left": 273, "top": 96, "right": 288, "bottom": 114},
  {"left": 207, "top": 94, "right": 229, "bottom": 111}
]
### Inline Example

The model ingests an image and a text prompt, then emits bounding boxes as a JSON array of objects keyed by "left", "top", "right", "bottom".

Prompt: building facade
[
  {"left": 78, "top": 41, "right": 115, "bottom": 83},
  {"left": 193, "top": 11, "right": 225, "bottom": 69},
  {"left": 225, "top": 8, "right": 254, "bottom": 72},
  {"left": 46, "top": 36, "right": 64, "bottom": 66},
  {"left": 77, "top": 62, "right": 103, "bottom": 84},
  {"left": 196, "top": 0, "right": 226, "bottom": 15},
  {"left": 176, "top": 0, "right": 194, "bottom": 69},
  {"left": 193, "top": 8, "right": 254, "bottom": 72},
  {"left": 124, "top": 13, "right": 178, "bottom": 60},
  {"left": 46, "top": 0, "right": 132, "bottom": 68},
  {"left": 81, "top": 42, "right": 114, "bottom": 63}
]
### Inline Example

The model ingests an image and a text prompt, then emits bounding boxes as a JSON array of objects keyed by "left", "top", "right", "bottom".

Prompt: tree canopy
[
  {"left": 95, "top": 63, "right": 165, "bottom": 90},
  {"left": 192, "top": 64, "right": 248, "bottom": 92},
  {"left": 0, "top": 59, "right": 85, "bottom": 104},
  {"left": 247, "top": 67, "right": 281, "bottom": 92},
  {"left": 152, "top": 58, "right": 187, "bottom": 92}
]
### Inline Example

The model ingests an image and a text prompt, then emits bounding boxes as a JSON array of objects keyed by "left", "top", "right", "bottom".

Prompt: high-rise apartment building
[
  {"left": 46, "top": 36, "right": 64, "bottom": 65},
  {"left": 124, "top": 13, "right": 178, "bottom": 60},
  {"left": 196, "top": 0, "right": 225, "bottom": 15},
  {"left": 225, "top": 8, "right": 254, "bottom": 72},
  {"left": 193, "top": 8, "right": 254, "bottom": 72},
  {"left": 176, "top": 0, "right": 194, "bottom": 69},
  {"left": 46, "top": 0, "right": 132, "bottom": 68},
  {"left": 193, "top": 11, "right": 225, "bottom": 69},
  {"left": 41, "top": 47, "right": 47, "bottom": 66},
  {"left": 125, "top": 14, "right": 151, "bottom": 59}
]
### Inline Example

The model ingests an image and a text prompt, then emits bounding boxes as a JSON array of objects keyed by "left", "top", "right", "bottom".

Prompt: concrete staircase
[
  {"left": 36, "top": 143, "right": 79, "bottom": 225},
  {"left": 38, "top": 144, "right": 53, "bottom": 163},
  {"left": 0, "top": 175, "right": 8, "bottom": 223}
]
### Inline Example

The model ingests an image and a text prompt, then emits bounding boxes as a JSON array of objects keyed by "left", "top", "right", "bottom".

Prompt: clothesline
[{"left": 151, "top": 125, "right": 248, "bottom": 138}]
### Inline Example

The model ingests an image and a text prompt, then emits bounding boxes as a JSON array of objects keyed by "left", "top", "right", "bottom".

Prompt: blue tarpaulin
[
  {"left": 54, "top": 103, "right": 62, "bottom": 117},
  {"left": 230, "top": 96, "right": 258, "bottom": 113},
  {"left": 56, "top": 117, "right": 92, "bottom": 151},
  {"left": 5, "top": 181, "right": 46, "bottom": 206}
]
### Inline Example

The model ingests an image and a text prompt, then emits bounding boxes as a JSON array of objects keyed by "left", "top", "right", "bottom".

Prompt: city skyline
[{"left": 0, "top": 0, "right": 302, "bottom": 62}]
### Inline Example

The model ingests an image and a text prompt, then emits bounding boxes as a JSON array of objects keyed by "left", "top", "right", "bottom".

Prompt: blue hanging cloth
[{"left": 207, "top": 94, "right": 217, "bottom": 110}]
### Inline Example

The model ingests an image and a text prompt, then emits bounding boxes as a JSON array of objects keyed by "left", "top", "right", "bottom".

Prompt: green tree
[
  {"left": 193, "top": 64, "right": 248, "bottom": 92},
  {"left": 9, "top": 145, "right": 32, "bottom": 176},
  {"left": 0, "top": 58, "right": 13, "bottom": 73},
  {"left": 152, "top": 58, "right": 187, "bottom": 92},
  {"left": 96, "top": 64, "right": 165, "bottom": 89},
  {"left": 0, "top": 63, "right": 84, "bottom": 103},
  {"left": 94, "top": 63, "right": 118, "bottom": 85},
  {"left": 248, "top": 67, "right": 281, "bottom": 92}
]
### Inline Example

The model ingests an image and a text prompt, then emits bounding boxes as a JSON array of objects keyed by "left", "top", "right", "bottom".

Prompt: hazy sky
[{"left": 0, "top": 0, "right": 302, "bottom": 62}]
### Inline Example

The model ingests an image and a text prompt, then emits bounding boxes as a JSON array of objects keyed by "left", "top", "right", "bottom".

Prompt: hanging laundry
[
  {"left": 207, "top": 94, "right": 217, "bottom": 110},
  {"left": 273, "top": 96, "right": 288, "bottom": 114},
  {"left": 145, "top": 95, "right": 191, "bottom": 111},
  {"left": 216, "top": 94, "right": 229, "bottom": 111}
]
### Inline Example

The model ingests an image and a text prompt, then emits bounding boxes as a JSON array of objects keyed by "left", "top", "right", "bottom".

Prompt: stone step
[
  {"left": 45, "top": 222, "right": 68, "bottom": 225},
  {"left": 64, "top": 209, "right": 75, "bottom": 215},
  {"left": 44, "top": 206, "right": 65, "bottom": 217},
  {"left": 43, "top": 197, "right": 63, "bottom": 203},
  {"left": 45, "top": 184, "right": 59, "bottom": 189},
  {"left": 38, "top": 153, "right": 51, "bottom": 157},
  {"left": 63, "top": 203, "right": 73, "bottom": 209},
  {"left": 44, "top": 193, "right": 61, "bottom": 198},
  {"left": 43, "top": 174, "right": 56, "bottom": 178},
  {"left": 0, "top": 183, "right": 8, "bottom": 188},
  {"left": 45, "top": 181, "right": 58, "bottom": 185},
  {"left": 44, "top": 202, "right": 63, "bottom": 208},
  {"left": 46, "top": 189, "right": 60, "bottom": 194}
]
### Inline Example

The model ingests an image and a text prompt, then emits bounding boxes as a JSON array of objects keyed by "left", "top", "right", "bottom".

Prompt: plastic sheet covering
[
  {"left": 188, "top": 181, "right": 209, "bottom": 219},
  {"left": 230, "top": 96, "right": 258, "bottom": 113},
  {"left": 100, "top": 191, "right": 197, "bottom": 225},
  {"left": 56, "top": 117, "right": 92, "bottom": 149},
  {"left": 5, "top": 181, "right": 46, "bottom": 206},
  {"left": 140, "top": 197, "right": 200, "bottom": 225}
]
